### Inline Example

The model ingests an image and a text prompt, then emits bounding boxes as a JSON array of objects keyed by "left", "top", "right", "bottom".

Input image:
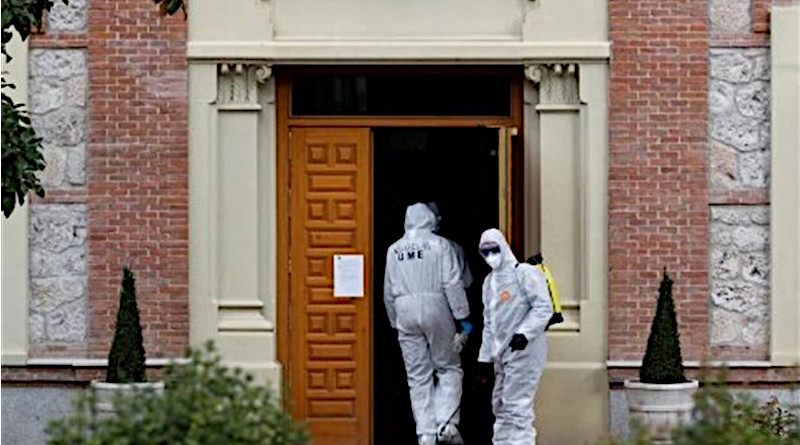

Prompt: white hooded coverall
[
  {"left": 426, "top": 202, "right": 474, "bottom": 289},
  {"left": 477, "top": 229, "right": 553, "bottom": 445},
  {"left": 384, "top": 204, "right": 471, "bottom": 444}
]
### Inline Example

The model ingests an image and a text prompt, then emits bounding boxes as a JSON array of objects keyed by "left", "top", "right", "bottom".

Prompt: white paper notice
[{"left": 333, "top": 254, "right": 364, "bottom": 298}]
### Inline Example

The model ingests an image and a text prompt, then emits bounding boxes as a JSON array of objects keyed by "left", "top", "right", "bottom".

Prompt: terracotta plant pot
[{"left": 623, "top": 379, "right": 699, "bottom": 444}]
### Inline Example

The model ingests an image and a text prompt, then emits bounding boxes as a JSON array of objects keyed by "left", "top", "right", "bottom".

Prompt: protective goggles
[{"left": 479, "top": 244, "right": 502, "bottom": 257}]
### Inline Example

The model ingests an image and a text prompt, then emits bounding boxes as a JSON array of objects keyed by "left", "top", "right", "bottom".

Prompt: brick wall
[
  {"left": 86, "top": 1, "right": 189, "bottom": 358},
  {"left": 608, "top": 0, "right": 710, "bottom": 360}
]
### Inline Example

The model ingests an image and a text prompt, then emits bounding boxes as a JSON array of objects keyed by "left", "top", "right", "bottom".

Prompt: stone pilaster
[{"left": 28, "top": 47, "right": 89, "bottom": 352}]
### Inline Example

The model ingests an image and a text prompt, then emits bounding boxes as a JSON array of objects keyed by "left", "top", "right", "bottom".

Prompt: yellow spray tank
[{"left": 526, "top": 253, "right": 564, "bottom": 329}]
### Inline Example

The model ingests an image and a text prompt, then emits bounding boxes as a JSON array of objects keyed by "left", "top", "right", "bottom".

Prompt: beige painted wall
[
  {"left": 188, "top": 0, "right": 609, "bottom": 61},
  {"left": 190, "top": 0, "right": 607, "bottom": 42},
  {"left": 188, "top": 63, "right": 281, "bottom": 384},
  {"left": 770, "top": 5, "right": 800, "bottom": 366},
  {"left": 187, "top": 1, "right": 610, "bottom": 443},
  {"left": 273, "top": 0, "right": 526, "bottom": 39},
  {"left": 1, "top": 32, "right": 30, "bottom": 366},
  {"left": 533, "top": 63, "right": 610, "bottom": 444}
]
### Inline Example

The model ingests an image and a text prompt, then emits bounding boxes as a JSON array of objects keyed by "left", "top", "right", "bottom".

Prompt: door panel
[
  {"left": 289, "top": 127, "right": 372, "bottom": 445},
  {"left": 497, "top": 127, "right": 517, "bottom": 246}
]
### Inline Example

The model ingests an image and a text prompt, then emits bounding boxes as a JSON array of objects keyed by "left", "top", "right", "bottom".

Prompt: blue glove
[{"left": 459, "top": 320, "right": 473, "bottom": 336}]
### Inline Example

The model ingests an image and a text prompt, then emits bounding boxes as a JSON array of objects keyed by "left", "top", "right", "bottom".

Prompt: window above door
[{"left": 291, "top": 71, "right": 512, "bottom": 117}]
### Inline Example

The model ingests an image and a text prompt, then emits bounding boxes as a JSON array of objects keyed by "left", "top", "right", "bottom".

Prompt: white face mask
[{"left": 484, "top": 252, "right": 503, "bottom": 270}]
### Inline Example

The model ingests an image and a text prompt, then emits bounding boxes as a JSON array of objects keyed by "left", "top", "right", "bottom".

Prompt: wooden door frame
[{"left": 276, "top": 65, "right": 524, "bottom": 440}]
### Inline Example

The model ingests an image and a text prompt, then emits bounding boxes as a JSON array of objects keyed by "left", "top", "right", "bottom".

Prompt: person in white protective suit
[
  {"left": 425, "top": 202, "right": 474, "bottom": 356},
  {"left": 384, "top": 203, "right": 471, "bottom": 445},
  {"left": 476, "top": 228, "right": 553, "bottom": 445},
  {"left": 426, "top": 202, "right": 474, "bottom": 290}
]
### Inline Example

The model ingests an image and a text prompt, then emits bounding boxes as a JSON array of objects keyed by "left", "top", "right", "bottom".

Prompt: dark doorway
[{"left": 373, "top": 128, "right": 499, "bottom": 445}]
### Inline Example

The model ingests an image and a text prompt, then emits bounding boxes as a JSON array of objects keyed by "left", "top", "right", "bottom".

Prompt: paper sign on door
[{"left": 333, "top": 254, "right": 364, "bottom": 297}]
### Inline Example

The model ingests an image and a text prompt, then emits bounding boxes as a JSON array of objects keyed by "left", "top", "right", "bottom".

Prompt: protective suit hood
[
  {"left": 426, "top": 202, "right": 442, "bottom": 232},
  {"left": 404, "top": 203, "right": 437, "bottom": 233},
  {"left": 479, "top": 228, "right": 517, "bottom": 270}
]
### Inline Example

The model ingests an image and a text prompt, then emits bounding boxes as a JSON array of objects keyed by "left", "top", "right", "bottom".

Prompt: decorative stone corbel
[
  {"left": 217, "top": 63, "right": 273, "bottom": 106},
  {"left": 524, "top": 63, "right": 580, "bottom": 106}
]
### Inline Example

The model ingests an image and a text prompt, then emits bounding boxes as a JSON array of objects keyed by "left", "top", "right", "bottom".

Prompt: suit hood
[
  {"left": 479, "top": 228, "right": 517, "bottom": 269},
  {"left": 404, "top": 203, "right": 437, "bottom": 233}
]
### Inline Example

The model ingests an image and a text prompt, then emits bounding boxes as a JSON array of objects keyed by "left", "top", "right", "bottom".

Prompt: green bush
[
  {"left": 671, "top": 384, "right": 799, "bottom": 445},
  {"left": 606, "top": 383, "right": 799, "bottom": 445},
  {"left": 640, "top": 270, "right": 686, "bottom": 384},
  {"left": 106, "top": 267, "right": 146, "bottom": 383},
  {"left": 47, "top": 342, "right": 310, "bottom": 445}
]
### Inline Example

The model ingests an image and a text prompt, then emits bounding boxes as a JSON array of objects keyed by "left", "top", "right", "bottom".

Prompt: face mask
[{"left": 484, "top": 252, "right": 503, "bottom": 270}]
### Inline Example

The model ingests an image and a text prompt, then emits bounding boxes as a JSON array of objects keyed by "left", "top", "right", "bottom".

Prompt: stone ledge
[
  {"left": 1, "top": 366, "right": 169, "bottom": 384},
  {"left": 608, "top": 362, "right": 799, "bottom": 386},
  {"left": 188, "top": 40, "right": 612, "bottom": 62}
]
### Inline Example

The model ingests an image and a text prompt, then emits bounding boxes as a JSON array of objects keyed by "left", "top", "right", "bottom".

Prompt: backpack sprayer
[{"left": 526, "top": 253, "right": 564, "bottom": 329}]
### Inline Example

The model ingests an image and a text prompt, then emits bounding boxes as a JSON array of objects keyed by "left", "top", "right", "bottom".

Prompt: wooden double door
[
  {"left": 283, "top": 125, "right": 521, "bottom": 445},
  {"left": 287, "top": 128, "right": 373, "bottom": 445}
]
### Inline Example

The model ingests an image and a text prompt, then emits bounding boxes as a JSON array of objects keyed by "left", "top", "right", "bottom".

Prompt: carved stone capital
[
  {"left": 525, "top": 63, "right": 580, "bottom": 106},
  {"left": 217, "top": 63, "right": 273, "bottom": 105}
]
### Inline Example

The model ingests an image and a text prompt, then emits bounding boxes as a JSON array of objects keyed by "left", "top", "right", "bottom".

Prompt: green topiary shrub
[
  {"left": 640, "top": 269, "right": 686, "bottom": 384},
  {"left": 47, "top": 342, "right": 311, "bottom": 445},
  {"left": 106, "top": 267, "right": 146, "bottom": 383}
]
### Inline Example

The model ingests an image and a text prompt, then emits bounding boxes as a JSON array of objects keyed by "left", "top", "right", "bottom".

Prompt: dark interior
[
  {"left": 292, "top": 74, "right": 511, "bottom": 116},
  {"left": 373, "top": 127, "right": 499, "bottom": 445}
]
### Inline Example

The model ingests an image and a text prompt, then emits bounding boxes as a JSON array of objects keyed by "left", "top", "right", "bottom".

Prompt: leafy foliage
[
  {"left": 1, "top": 87, "right": 44, "bottom": 217},
  {"left": 106, "top": 268, "right": 146, "bottom": 383},
  {"left": 672, "top": 384, "right": 799, "bottom": 445},
  {"left": 606, "top": 382, "right": 800, "bottom": 444},
  {"left": 1, "top": 0, "right": 60, "bottom": 61},
  {"left": 153, "top": 0, "right": 186, "bottom": 17},
  {"left": 1, "top": 0, "right": 64, "bottom": 217},
  {"left": 48, "top": 342, "right": 311, "bottom": 445},
  {"left": 640, "top": 270, "right": 686, "bottom": 384}
]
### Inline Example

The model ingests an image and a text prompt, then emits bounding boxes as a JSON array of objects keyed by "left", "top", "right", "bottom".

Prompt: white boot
[
  {"left": 437, "top": 424, "right": 465, "bottom": 445},
  {"left": 419, "top": 434, "right": 436, "bottom": 445}
]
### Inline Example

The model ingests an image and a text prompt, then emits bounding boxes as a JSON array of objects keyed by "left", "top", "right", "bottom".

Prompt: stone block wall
[
  {"left": 48, "top": 0, "right": 88, "bottom": 32},
  {"left": 709, "top": 48, "right": 771, "bottom": 190},
  {"left": 29, "top": 205, "right": 88, "bottom": 346},
  {"left": 28, "top": 4, "right": 89, "bottom": 357},
  {"left": 705, "top": 0, "right": 799, "bottom": 359},
  {"left": 709, "top": 206, "right": 770, "bottom": 350}
]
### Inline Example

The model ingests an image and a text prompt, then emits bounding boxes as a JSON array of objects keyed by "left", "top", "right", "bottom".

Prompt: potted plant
[
  {"left": 624, "top": 270, "right": 699, "bottom": 443},
  {"left": 49, "top": 343, "right": 310, "bottom": 444},
  {"left": 92, "top": 267, "right": 163, "bottom": 416}
]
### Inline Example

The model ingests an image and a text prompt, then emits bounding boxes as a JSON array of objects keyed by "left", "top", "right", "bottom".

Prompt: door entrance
[
  {"left": 278, "top": 67, "right": 524, "bottom": 445},
  {"left": 373, "top": 128, "right": 501, "bottom": 445},
  {"left": 285, "top": 125, "right": 518, "bottom": 445}
]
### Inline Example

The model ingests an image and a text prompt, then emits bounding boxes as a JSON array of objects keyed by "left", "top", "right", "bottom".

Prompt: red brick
[
  {"left": 609, "top": 0, "right": 710, "bottom": 360},
  {"left": 86, "top": 1, "right": 188, "bottom": 359}
]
